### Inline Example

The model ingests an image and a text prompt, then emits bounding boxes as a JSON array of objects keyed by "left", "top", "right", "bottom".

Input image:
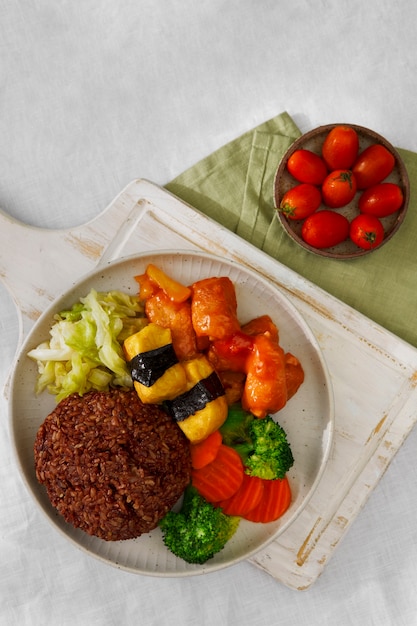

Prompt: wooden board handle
[{"left": 0, "top": 179, "right": 149, "bottom": 342}]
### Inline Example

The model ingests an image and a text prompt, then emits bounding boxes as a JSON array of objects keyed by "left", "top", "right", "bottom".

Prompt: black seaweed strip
[
  {"left": 165, "top": 372, "right": 225, "bottom": 422},
  {"left": 128, "top": 344, "right": 178, "bottom": 386}
]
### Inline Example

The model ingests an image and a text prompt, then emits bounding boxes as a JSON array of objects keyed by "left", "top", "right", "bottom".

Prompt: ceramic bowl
[{"left": 274, "top": 124, "right": 409, "bottom": 259}]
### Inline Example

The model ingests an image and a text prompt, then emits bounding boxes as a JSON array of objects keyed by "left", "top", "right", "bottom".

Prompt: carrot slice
[
  {"left": 190, "top": 430, "right": 223, "bottom": 470},
  {"left": 145, "top": 264, "right": 191, "bottom": 303},
  {"left": 191, "top": 444, "right": 244, "bottom": 503},
  {"left": 242, "top": 476, "right": 291, "bottom": 523},
  {"left": 218, "top": 474, "right": 264, "bottom": 516}
]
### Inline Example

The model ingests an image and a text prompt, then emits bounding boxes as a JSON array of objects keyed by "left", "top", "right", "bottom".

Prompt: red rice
[{"left": 34, "top": 388, "right": 191, "bottom": 540}]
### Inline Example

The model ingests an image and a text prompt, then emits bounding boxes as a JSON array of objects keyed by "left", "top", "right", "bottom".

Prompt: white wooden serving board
[{"left": 2, "top": 179, "right": 417, "bottom": 590}]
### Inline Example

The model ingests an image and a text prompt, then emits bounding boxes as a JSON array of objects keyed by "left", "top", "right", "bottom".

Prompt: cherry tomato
[
  {"left": 352, "top": 144, "right": 395, "bottom": 189},
  {"left": 279, "top": 183, "right": 322, "bottom": 220},
  {"left": 349, "top": 214, "right": 385, "bottom": 250},
  {"left": 322, "top": 169, "right": 357, "bottom": 208},
  {"left": 358, "top": 182, "right": 403, "bottom": 217},
  {"left": 322, "top": 125, "right": 359, "bottom": 170},
  {"left": 287, "top": 149, "right": 328, "bottom": 185},
  {"left": 301, "top": 210, "right": 350, "bottom": 249}
]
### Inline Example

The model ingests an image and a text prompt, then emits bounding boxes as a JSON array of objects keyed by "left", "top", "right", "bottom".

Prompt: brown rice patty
[{"left": 34, "top": 388, "right": 191, "bottom": 541}]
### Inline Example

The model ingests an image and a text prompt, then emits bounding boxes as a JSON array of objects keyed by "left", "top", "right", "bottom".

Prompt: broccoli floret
[
  {"left": 159, "top": 485, "right": 240, "bottom": 564},
  {"left": 219, "top": 404, "right": 294, "bottom": 480}
]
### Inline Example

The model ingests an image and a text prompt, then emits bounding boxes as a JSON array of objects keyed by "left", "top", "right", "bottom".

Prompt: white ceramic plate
[{"left": 9, "top": 250, "right": 334, "bottom": 576}]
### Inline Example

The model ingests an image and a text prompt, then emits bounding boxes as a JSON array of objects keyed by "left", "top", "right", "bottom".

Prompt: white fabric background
[{"left": 1, "top": 1, "right": 417, "bottom": 624}]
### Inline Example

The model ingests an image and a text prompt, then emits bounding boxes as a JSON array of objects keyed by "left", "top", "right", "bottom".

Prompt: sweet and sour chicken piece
[
  {"left": 190, "top": 277, "right": 241, "bottom": 340},
  {"left": 242, "top": 334, "right": 288, "bottom": 419},
  {"left": 145, "top": 289, "right": 199, "bottom": 360}
]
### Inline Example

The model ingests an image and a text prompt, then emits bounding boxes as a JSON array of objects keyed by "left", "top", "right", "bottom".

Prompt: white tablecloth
[{"left": 2, "top": 2, "right": 417, "bottom": 624}]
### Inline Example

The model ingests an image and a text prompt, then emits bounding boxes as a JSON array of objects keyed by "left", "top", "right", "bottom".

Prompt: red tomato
[
  {"left": 322, "top": 125, "right": 359, "bottom": 170},
  {"left": 322, "top": 169, "right": 357, "bottom": 208},
  {"left": 286, "top": 149, "right": 328, "bottom": 185},
  {"left": 352, "top": 144, "right": 395, "bottom": 189},
  {"left": 358, "top": 182, "right": 404, "bottom": 217},
  {"left": 301, "top": 210, "right": 350, "bottom": 249},
  {"left": 279, "top": 183, "right": 322, "bottom": 220},
  {"left": 349, "top": 214, "right": 385, "bottom": 250}
]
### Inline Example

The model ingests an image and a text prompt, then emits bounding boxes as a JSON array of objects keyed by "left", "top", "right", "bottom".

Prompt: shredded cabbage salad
[{"left": 28, "top": 289, "right": 148, "bottom": 402}]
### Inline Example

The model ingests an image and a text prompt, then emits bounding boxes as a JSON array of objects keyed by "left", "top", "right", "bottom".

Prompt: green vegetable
[
  {"left": 28, "top": 289, "right": 147, "bottom": 401},
  {"left": 159, "top": 485, "right": 240, "bottom": 564},
  {"left": 219, "top": 404, "right": 294, "bottom": 480}
]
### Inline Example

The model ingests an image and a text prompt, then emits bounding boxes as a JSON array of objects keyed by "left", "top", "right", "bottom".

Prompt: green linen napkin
[{"left": 166, "top": 112, "right": 417, "bottom": 349}]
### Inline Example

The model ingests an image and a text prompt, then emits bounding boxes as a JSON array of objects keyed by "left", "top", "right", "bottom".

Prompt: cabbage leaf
[{"left": 28, "top": 289, "right": 147, "bottom": 402}]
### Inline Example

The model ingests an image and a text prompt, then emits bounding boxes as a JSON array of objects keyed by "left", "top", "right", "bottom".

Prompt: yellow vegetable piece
[
  {"left": 123, "top": 323, "right": 187, "bottom": 403},
  {"left": 145, "top": 263, "right": 192, "bottom": 303},
  {"left": 179, "top": 395, "right": 228, "bottom": 444},
  {"left": 175, "top": 356, "right": 228, "bottom": 444}
]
